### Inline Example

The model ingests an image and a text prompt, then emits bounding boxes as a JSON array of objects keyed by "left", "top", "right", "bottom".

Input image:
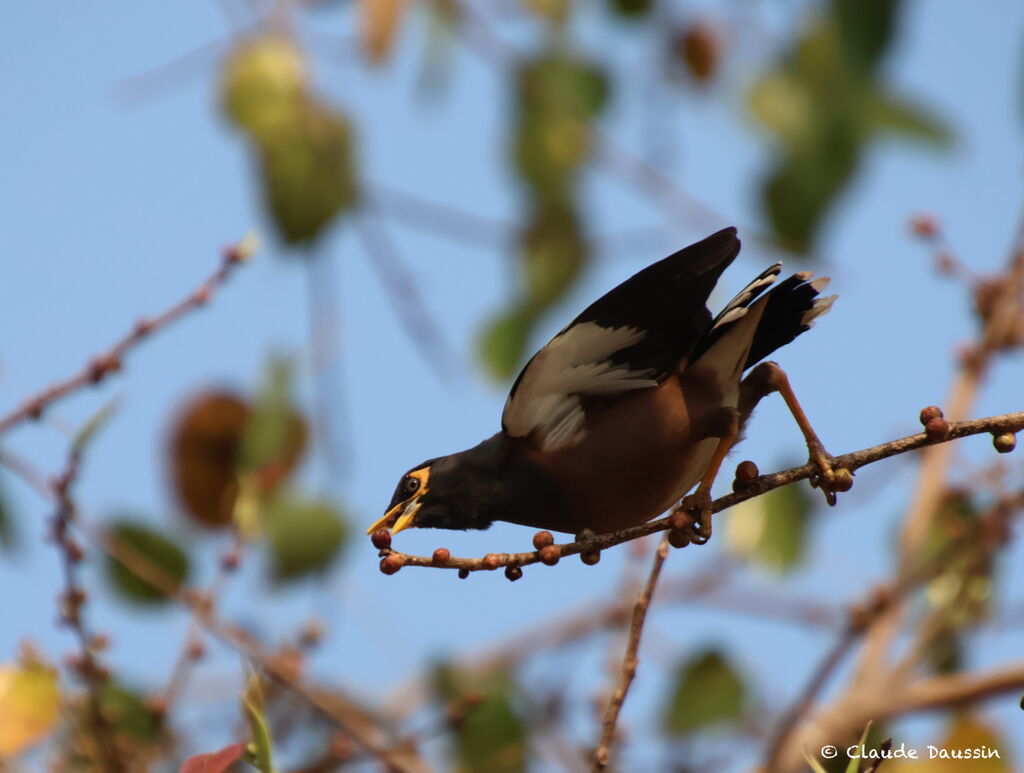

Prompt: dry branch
[
  {"left": 0, "top": 242, "right": 252, "bottom": 437},
  {"left": 378, "top": 411, "right": 1024, "bottom": 574}
]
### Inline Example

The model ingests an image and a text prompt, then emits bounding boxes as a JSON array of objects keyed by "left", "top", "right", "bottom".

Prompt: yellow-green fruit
[{"left": 221, "top": 35, "right": 307, "bottom": 140}]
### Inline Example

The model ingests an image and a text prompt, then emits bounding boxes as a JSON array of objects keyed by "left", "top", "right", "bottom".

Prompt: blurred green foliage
[
  {"left": 481, "top": 50, "right": 609, "bottom": 378},
  {"left": 433, "top": 663, "right": 527, "bottom": 773},
  {"left": 222, "top": 35, "right": 358, "bottom": 246},
  {"left": 105, "top": 519, "right": 190, "bottom": 605},
  {"left": 725, "top": 478, "right": 814, "bottom": 572},
  {"left": 664, "top": 648, "right": 746, "bottom": 735},
  {"left": 263, "top": 497, "right": 348, "bottom": 582},
  {"left": 749, "top": 0, "right": 950, "bottom": 251}
]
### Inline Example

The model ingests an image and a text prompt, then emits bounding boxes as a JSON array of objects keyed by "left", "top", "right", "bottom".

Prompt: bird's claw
[
  {"left": 806, "top": 442, "right": 852, "bottom": 506},
  {"left": 679, "top": 491, "right": 714, "bottom": 545}
]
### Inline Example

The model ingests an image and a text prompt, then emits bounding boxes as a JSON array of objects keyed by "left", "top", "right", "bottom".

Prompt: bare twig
[
  {"left": 50, "top": 445, "right": 124, "bottom": 772},
  {"left": 593, "top": 533, "right": 671, "bottom": 770},
  {"left": 353, "top": 212, "right": 460, "bottom": 382},
  {"left": 0, "top": 242, "right": 252, "bottom": 437},
  {"left": 366, "top": 182, "right": 516, "bottom": 248},
  {"left": 763, "top": 626, "right": 860, "bottom": 768},
  {"left": 78, "top": 518, "right": 432, "bottom": 773},
  {"left": 764, "top": 493, "right": 1024, "bottom": 773},
  {"left": 378, "top": 411, "right": 1024, "bottom": 574},
  {"left": 855, "top": 227, "right": 1024, "bottom": 693}
]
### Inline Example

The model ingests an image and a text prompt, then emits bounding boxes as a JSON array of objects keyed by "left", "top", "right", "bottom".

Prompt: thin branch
[
  {"left": 858, "top": 228, "right": 1024, "bottom": 683},
  {"left": 353, "top": 211, "right": 460, "bottom": 383},
  {"left": 377, "top": 410, "right": 1024, "bottom": 574},
  {"left": 763, "top": 626, "right": 860, "bottom": 768},
  {"left": 366, "top": 182, "right": 516, "bottom": 248},
  {"left": 0, "top": 241, "right": 252, "bottom": 437},
  {"left": 76, "top": 518, "right": 432, "bottom": 773},
  {"left": 50, "top": 445, "right": 125, "bottom": 772},
  {"left": 886, "top": 662, "right": 1024, "bottom": 715},
  {"left": 593, "top": 533, "right": 671, "bottom": 770},
  {"left": 763, "top": 493, "right": 1023, "bottom": 773}
]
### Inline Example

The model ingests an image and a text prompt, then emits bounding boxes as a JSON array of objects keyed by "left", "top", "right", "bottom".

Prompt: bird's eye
[{"left": 404, "top": 476, "right": 421, "bottom": 495}]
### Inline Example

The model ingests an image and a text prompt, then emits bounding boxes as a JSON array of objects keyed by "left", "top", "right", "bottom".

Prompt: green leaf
[
  {"left": 513, "top": 54, "right": 609, "bottom": 203},
  {"left": 0, "top": 480, "right": 16, "bottom": 554},
  {"left": 761, "top": 137, "right": 859, "bottom": 253},
  {"left": 664, "top": 648, "right": 745, "bottom": 735},
  {"left": 240, "top": 356, "right": 308, "bottom": 489},
  {"left": 747, "top": 71, "right": 814, "bottom": 147},
  {"left": 844, "top": 721, "right": 873, "bottom": 773},
  {"left": 258, "top": 98, "right": 359, "bottom": 246},
  {"left": 607, "top": 0, "right": 653, "bottom": 18},
  {"left": 105, "top": 520, "right": 190, "bottom": 604},
  {"left": 242, "top": 674, "right": 275, "bottom": 773},
  {"left": 432, "top": 664, "right": 526, "bottom": 773},
  {"left": 518, "top": 56, "right": 609, "bottom": 119},
  {"left": 521, "top": 205, "right": 587, "bottom": 307},
  {"left": 725, "top": 482, "right": 814, "bottom": 572},
  {"left": 72, "top": 397, "right": 120, "bottom": 454},
  {"left": 264, "top": 497, "right": 347, "bottom": 582},
  {"left": 832, "top": 0, "right": 901, "bottom": 75},
  {"left": 870, "top": 95, "right": 953, "bottom": 145},
  {"left": 478, "top": 306, "right": 536, "bottom": 381},
  {"left": 98, "top": 682, "right": 162, "bottom": 742}
]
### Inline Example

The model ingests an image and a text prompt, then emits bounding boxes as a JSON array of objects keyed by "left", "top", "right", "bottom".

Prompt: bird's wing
[{"left": 502, "top": 227, "right": 741, "bottom": 452}]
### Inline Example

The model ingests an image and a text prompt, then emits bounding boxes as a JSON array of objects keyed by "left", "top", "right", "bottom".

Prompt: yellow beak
[{"left": 365, "top": 497, "right": 423, "bottom": 536}]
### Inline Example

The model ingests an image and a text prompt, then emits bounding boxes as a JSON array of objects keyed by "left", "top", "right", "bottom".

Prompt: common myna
[{"left": 368, "top": 227, "right": 837, "bottom": 540}]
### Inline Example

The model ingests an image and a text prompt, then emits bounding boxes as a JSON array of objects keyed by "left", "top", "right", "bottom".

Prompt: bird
[{"left": 367, "top": 227, "right": 838, "bottom": 541}]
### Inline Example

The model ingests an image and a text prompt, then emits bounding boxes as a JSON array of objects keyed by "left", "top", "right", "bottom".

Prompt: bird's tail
[
  {"left": 690, "top": 267, "right": 836, "bottom": 371},
  {"left": 742, "top": 272, "right": 836, "bottom": 369}
]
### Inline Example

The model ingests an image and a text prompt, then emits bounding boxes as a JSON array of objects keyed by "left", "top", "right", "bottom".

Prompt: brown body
[{"left": 517, "top": 372, "right": 729, "bottom": 534}]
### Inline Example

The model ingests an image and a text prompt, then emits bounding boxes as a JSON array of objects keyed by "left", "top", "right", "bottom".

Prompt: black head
[{"left": 366, "top": 436, "right": 513, "bottom": 535}]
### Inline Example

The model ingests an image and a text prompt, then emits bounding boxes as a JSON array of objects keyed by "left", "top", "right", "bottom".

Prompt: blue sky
[{"left": 2, "top": 1, "right": 1023, "bottom": 769}]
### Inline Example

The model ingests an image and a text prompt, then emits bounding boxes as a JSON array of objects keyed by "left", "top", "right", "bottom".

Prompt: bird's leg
[
  {"left": 739, "top": 361, "right": 847, "bottom": 505},
  {"left": 679, "top": 410, "right": 739, "bottom": 544}
]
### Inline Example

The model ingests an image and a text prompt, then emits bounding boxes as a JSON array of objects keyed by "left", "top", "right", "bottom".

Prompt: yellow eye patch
[{"left": 365, "top": 466, "right": 432, "bottom": 535}]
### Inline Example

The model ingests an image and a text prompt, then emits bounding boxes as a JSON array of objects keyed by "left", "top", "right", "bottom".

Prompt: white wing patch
[
  {"left": 710, "top": 263, "right": 781, "bottom": 332},
  {"left": 503, "top": 322, "right": 658, "bottom": 451},
  {"left": 802, "top": 280, "right": 836, "bottom": 326}
]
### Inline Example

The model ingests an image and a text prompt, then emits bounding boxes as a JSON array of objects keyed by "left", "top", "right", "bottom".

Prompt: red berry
[
  {"left": 538, "top": 545, "right": 561, "bottom": 566},
  {"left": 432, "top": 547, "right": 451, "bottom": 565},
  {"left": 533, "top": 531, "right": 554, "bottom": 550},
  {"left": 919, "top": 406, "right": 944, "bottom": 425},
  {"left": 482, "top": 553, "right": 500, "bottom": 571},
  {"left": 668, "top": 529, "right": 690, "bottom": 549},
  {"left": 733, "top": 460, "right": 759, "bottom": 490},
  {"left": 925, "top": 416, "right": 951, "bottom": 441},
  {"left": 371, "top": 529, "right": 392, "bottom": 550},
  {"left": 668, "top": 511, "right": 689, "bottom": 531},
  {"left": 379, "top": 555, "right": 403, "bottom": 575}
]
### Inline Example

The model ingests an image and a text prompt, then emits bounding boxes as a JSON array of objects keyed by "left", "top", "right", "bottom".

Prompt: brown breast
[{"left": 516, "top": 377, "right": 719, "bottom": 534}]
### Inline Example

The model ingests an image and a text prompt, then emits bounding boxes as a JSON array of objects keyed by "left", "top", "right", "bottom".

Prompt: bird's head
[{"left": 366, "top": 449, "right": 503, "bottom": 536}]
